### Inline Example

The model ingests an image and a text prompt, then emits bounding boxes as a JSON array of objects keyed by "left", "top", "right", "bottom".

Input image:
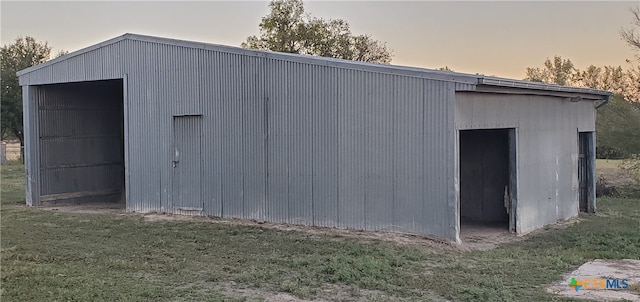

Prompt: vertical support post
[
  {"left": 453, "top": 129, "right": 461, "bottom": 243},
  {"left": 508, "top": 128, "right": 518, "bottom": 233},
  {"left": 449, "top": 83, "right": 461, "bottom": 244},
  {"left": 123, "top": 75, "right": 130, "bottom": 211},
  {"left": 22, "top": 85, "right": 41, "bottom": 206}
]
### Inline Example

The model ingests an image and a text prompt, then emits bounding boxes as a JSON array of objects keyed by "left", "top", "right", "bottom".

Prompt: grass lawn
[
  {"left": 2, "top": 161, "right": 639, "bottom": 301},
  {"left": 596, "top": 159, "right": 636, "bottom": 188},
  {"left": 596, "top": 159, "right": 624, "bottom": 170}
]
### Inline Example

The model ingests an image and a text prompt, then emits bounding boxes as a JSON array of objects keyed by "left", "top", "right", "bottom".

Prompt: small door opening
[
  {"left": 171, "top": 115, "right": 203, "bottom": 214},
  {"left": 459, "top": 128, "right": 516, "bottom": 236},
  {"left": 578, "top": 131, "right": 595, "bottom": 213}
]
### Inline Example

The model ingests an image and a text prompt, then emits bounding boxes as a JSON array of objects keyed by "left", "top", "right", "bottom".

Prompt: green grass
[
  {"left": 596, "top": 159, "right": 624, "bottom": 170},
  {"left": 596, "top": 158, "right": 640, "bottom": 197},
  {"left": 2, "top": 161, "right": 639, "bottom": 301},
  {"left": 0, "top": 162, "right": 25, "bottom": 206}
]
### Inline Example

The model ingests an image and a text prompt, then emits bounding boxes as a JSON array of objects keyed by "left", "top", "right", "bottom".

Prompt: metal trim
[
  {"left": 478, "top": 77, "right": 611, "bottom": 98},
  {"left": 123, "top": 74, "right": 130, "bottom": 210}
]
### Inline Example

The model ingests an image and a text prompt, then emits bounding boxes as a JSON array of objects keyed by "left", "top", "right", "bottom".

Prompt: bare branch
[{"left": 620, "top": 7, "right": 640, "bottom": 53}]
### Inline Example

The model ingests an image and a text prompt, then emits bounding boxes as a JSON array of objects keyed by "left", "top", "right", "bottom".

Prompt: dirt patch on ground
[
  {"left": 547, "top": 259, "right": 640, "bottom": 301},
  {"left": 28, "top": 203, "right": 460, "bottom": 251},
  {"left": 145, "top": 212, "right": 540, "bottom": 251},
  {"left": 459, "top": 223, "right": 522, "bottom": 251},
  {"left": 144, "top": 212, "right": 459, "bottom": 252},
  {"left": 459, "top": 217, "right": 582, "bottom": 251},
  {"left": 171, "top": 280, "right": 310, "bottom": 302},
  {"left": 3, "top": 142, "right": 21, "bottom": 161},
  {"left": 31, "top": 202, "right": 569, "bottom": 252},
  {"left": 211, "top": 281, "right": 347, "bottom": 302},
  {"left": 37, "top": 202, "right": 125, "bottom": 215},
  {"left": 146, "top": 212, "right": 559, "bottom": 251}
]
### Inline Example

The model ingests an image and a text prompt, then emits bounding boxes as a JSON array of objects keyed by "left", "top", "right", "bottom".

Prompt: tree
[
  {"left": 624, "top": 64, "right": 640, "bottom": 102},
  {"left": 619, "top": 7, "right": 640, "bottom": 102},
  {"left": 55, "top": 50, "right": 69, "bottom": 58},
  {"left": 242, "top": 0, "right": 392, "bottom": 63},
  {"left": 243, "top": 0, "right": 305, "bottom": 54},
  {"left": 524, "top": 56, "right": 577, "bottom": 85},
  {"left": 620, "top": 7, "right": 640, "bottom": 55},
  {"left": 575, "top": 65, "right": 626, "bottom": 93},
  {"left": 1, "top": 37, "right": 53, "bottom": 147},
  {"left": 596, "top": 94, "right": 640, "bottom": 158}
]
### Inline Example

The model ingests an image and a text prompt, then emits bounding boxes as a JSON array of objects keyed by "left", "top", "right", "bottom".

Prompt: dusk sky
[{"left": 2, "top": 1, "right": 637, "bottom": 79}]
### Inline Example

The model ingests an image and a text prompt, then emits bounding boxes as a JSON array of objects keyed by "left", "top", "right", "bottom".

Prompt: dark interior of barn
[
  {"left": 459, "top": 129, "right": 511, "bottom": 231},
  {"left": 36, "top": 79, "right": 125, "bottom": 204}
]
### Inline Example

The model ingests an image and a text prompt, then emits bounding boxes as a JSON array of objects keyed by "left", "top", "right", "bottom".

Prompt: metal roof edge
[
  {"left": 16, "top": 34, "right": 132, "bottom": 76},
  {"left": 478, "top": 76, "right": 612, "bottom": 98},
  {"left": 124, "top": 33, "right": 481, "bottom": 84},
  {"left": 16, "top": 32, "right": 480, "bottom": 84}
]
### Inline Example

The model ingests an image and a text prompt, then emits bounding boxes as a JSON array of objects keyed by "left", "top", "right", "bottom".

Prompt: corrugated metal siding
[
  {"left": 20, "top": 39, "right": 459, "bottom": 240},
  {"left": 20, "top": 42, "right": 127, "bottom": 85},
  {"left": 336, "top": 69, "right": 365, "bottom": 229},
  {"left": 199, "top": 50, "right": 223, "bottom": 216},
  {"left": 455, "top": 92, "right": 595, "bottom": 233},
  {"left": 262, "top": 61, "right": 455, "bottom": 235},
  {"left": 267, "top": 59, "right": 309, "bottom": 224},
  {"left": 431, "top": 81, "right": 457, "bottom": 239},
  {"left": 311, "top": 66, "right": 339, "bottom": 228},
  {"left": 23, "top": 86, "right": 39, "bottom": 206},
  {"left": 66, "top": 55, "right": 84, "bottom": 82},
  {"left": 217, "top": 53, "right": 266, "bottom": 220},
  {"left": 455, "top": 82, "right": 476, "bottom": 91},
  {"left": 393, "top": 76, "right": 425, "bottom": 233}
]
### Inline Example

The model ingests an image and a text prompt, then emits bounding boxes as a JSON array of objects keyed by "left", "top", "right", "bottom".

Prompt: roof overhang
[{"left": 475, "top": 76, "right": 612, "bottom": 101}]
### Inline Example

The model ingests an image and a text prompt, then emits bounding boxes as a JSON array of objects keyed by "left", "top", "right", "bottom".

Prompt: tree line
[
  {"left": 523, "top": 55, "right": 640, "bottom": 158},
  {"left": 521, "top": 5, "right": 640, "bottom": 159}
]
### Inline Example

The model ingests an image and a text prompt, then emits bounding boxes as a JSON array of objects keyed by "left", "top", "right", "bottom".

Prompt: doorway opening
[
  {"left": 459, "top": 128, "right": 517, "bottom": 238},
  {"left": 171, "top": 115, "right": 203, "bottom": 214},
  {"left": 36, "top": 79, "right": 125, "bottom": 205},
  {"left": 578, "top": 131, "right": 595, "bottom": 212}
]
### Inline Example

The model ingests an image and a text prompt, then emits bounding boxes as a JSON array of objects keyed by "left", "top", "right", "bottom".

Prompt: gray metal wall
[
  {"left": 455, "top": 92, "right": 595, "bottom": 233},
  {"left": 20, "top": 39, "right": 460, "bottom": 240}
]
